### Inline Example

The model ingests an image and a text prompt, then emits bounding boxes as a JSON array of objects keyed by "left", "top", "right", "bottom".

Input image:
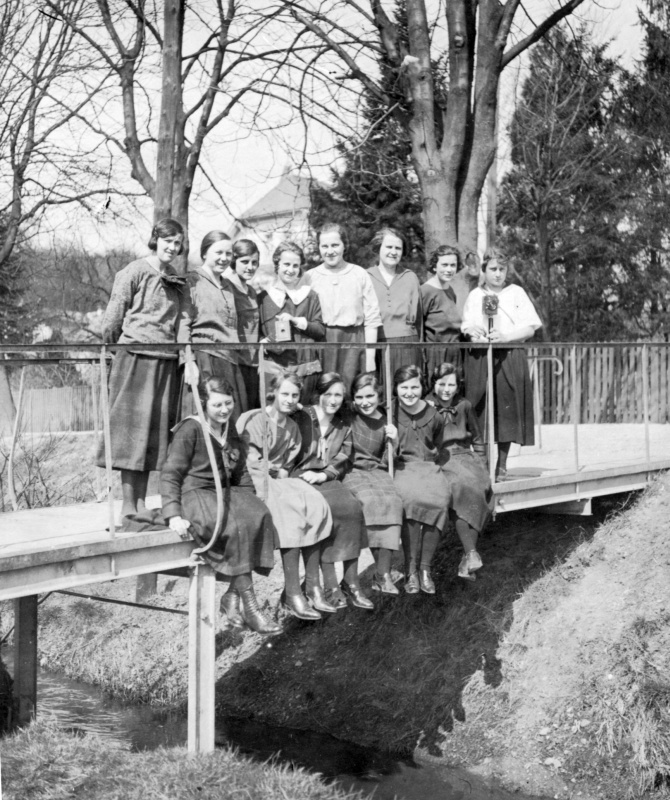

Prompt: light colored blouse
[
  {"left": 303, "top": 263, "right": 381, "bottom": 329},
  {"left": 461, "top": 285, "right": 542, "bottom": 338}
]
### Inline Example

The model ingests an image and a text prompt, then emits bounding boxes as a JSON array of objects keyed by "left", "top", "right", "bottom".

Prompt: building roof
[{"left": 240, "top": 170, "right": 311, "bottom": 222}]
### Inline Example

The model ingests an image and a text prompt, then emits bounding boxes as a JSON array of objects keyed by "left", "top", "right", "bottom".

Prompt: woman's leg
[
  {"left": 280, "top": 547, "right": 321, "bottom": 621},
  {"left": 402, "top": 519, "right": 422, "bottom": 593},
  {"left": 341, "top": 557, "right": 373, "bottom": 610},
  {"left": 418, "top": 525, "right": 440, "bottom": 594},
  {"left": 303, "top": 543, "right": 337, "bottom": 613},
  {"left": 455, "top": 518, "right": 483, "bottom": 577},
  {"left": 496, "top": 442, "right": 511, "bottom": 478},
  {"left": 370, "top": 547, "right": 399, "bottom": 595},
  {"left": 120, "top": 469, "right": 149, "bottom": 517},
  {"left": 321, "top": 561, "right": 339, "bottom": 591}
]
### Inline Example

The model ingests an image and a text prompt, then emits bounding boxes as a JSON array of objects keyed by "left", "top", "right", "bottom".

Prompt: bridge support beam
[
  {"left": 188, "top": 561, "right": 216, "bottom": 753},
  {"left": 13, "top": 595, "right": 38, "bottom": 726}
]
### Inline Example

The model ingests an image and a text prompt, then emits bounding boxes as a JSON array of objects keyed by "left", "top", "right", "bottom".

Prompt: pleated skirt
[
  {"left": 343, "top": 468, "right": 403, "bottom": 549},
  {"left": 439, "top": 449, "right": 493, "bottom": 533},
  {"left": 322, "top": 325, "right": 365, "bottom": 391},
  {"left": 264, "top": 476, "right": 332, "bottom": 548}
]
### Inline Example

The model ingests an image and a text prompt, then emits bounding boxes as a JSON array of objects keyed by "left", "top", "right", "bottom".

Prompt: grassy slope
[{"left": 0, "top": 720, "right": 360, "bottom": 800}]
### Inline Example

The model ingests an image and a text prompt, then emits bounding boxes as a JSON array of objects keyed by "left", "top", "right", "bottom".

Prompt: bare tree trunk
[
  {"left": 537, "top": 212, "right": 553, "bottom": 339},
  {"left": 0, "top": 366, "right": 15, "bottom": 434}
]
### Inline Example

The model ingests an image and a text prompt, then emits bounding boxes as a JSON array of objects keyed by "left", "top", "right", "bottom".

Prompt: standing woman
[
  {"left": 258, "top": 241, "right": 325, "bottom": 404},
  {"left": 237, "top": 372, "right": 333, "bottom": 621},
  {"left": 292, "top": 373, "right": 373, "bottom": 611},
  {"left": 224, "top": 240, "right": 261, "bottom": 411},
  {"left": 178, "top": 231, "right": 248, "bottom": 416},
  {"left": 421, "top": 245, "right": 471, "bottom": 376},
  {"left": 428, "top": 363, "right": 493, "bottom": 581},
  {"left": 368, "top": 227, "right": 422, "bottom": 379},
  {"left": 98, "top": 218, "right": 185, "bottom": 518},
  {"left": 304, "top": 222, "right": 381, "bottom": 391},
  {"left": 393, "top": 365, "right": 451, "bottom": 595},
  {"left": 461, "top": 248, "right": 542, "bottom": 479},
  {"left": 161, "top": 377, "right": 280, "bottom": 634},
  {"left": 345, "top": 373, "right": 404, "bottom": 596}
]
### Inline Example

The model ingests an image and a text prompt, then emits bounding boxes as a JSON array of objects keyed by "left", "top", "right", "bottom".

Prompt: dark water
[{"left": 1, "top": 642, "right": 534, "bottom": 799}]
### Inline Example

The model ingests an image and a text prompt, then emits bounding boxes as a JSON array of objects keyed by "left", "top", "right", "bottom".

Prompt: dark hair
[
  {"left": 314, "top": 372, "right": 345, "bottom": 397},
  {"left": 392, "top": 364, "right": 425, "bottom": 396},
  {"left": 431, "top": 362, "right": 463, "bottom": 389},
  {"left": 351, "top": 372, "right": 381, "bottom": 398},
  {"left": 317, "top": 222, "right": 349, "bottom": 251},
  {"left": 272, "top": 241, "right": 305, "bottom": 274},
  {"left": 370, "top": 226, "right": 406, "bottom": 255},
  {"left": 200, "top": 230, "right": 231, "bottom": 261},
  {"left": 266, "top": 371, "right": 303, "bottom": 404},
  {"left": 482, "top": 247, "right": 508, "bottom": 272},
  {"left": 148, "top": 218, "right": 185, "bottom": 254},
  {"left": 231, "top": 239, "right": 260, "bottom": 269},
  {"left": 197, "top": 376, "right": 235, "bottom": 408},
  {"left": 428, "top": 244, "right": 461, "bottom": 273}
]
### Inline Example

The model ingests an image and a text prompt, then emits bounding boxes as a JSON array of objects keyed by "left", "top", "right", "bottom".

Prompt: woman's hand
[
  {"left": 169, "top": 516, "right": 192, "bottom": 540},
  {"left": 277, "top": 468, "right": 289, "bottom": 479},
  {"left": 384, "top": 424, "right": 398, "bottom": 441},
  {"left": 184, "top": 360, "right": 199, "bottom": 386},
  {"left": 487, "top": 329, "right": 506, "bottom": 343},
  {"left": 463, "top": 323, "right": 488, "bottom": 342},
  {"left": 300, "top": 470, "right": 327, "bottom": 485}
]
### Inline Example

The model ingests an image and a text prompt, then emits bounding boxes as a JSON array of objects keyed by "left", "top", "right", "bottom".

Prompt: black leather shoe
[
  {"left": 305, "top": 584, "right": 338, "bottom": 614},
  {"left": 238, "top": 586, "right": 282, "bottom": 635},
  {"left": 281, "top": 591, "right": 322, "bottom": 621},
  {"left": 341, "top": 582, "right": 374, "bottom": 610},
  {"left": 419, "top": 569, "right": 436, "bottom": 594},
  {"left": 220, "top": 590, "right": 245, "bottom": 628}
]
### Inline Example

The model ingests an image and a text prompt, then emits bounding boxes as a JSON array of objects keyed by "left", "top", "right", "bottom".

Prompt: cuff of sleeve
[
  {"left": 162, "top": 501, "right": 182, "bottom": 520},
  {"left": 294, "top": 317, "right": 308, "bottom": 331}
]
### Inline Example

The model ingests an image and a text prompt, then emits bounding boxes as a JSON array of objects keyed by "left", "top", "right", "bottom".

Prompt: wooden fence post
[
  {"left": 188, "top": 560, "right": 216, "bottom": 753},
  {"left": 13, "top": 595, "right": 38, "bottom": 727}
]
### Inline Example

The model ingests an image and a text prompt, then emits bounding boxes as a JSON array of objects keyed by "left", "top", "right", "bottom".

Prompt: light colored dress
[{"left": 236, "top": 409, "right": 332, "bottom": 548}]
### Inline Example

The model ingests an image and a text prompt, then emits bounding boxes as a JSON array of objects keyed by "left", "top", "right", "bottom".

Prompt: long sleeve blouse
[
  {"left": 160, "top": 418, "right": 252, "bottom": 520},
  {"left": 258, "top": 283, "right": 325, "bottom": 371},
  {"left": 395, "top": 403, "right": 444, "bottom": 464},
  {"left": 303, "top": 263, "right": 382, "bottom": 329},
  {"left": 427, "top": 393, "right": 486, "bottom": 458},
  {"left": 177, "top": 268, "right": 239, "bottom": 363},
  {"left": 102, "top": 258, "right": 183, "bottom": 358},
  {"left": 291, "top": 407, "right": 352, "bottom": 481},
  {"left": 236, "top": 409, "right": 302, "bottom": 493},
  {"left": 222, "top": 268, "right": 260, "bottom": 367},
  {"left": 368, "top": 266, "right": 422, "bottom": 339},
  {"left": 349, "top": 412, "right": 394, "bottom": 471}
]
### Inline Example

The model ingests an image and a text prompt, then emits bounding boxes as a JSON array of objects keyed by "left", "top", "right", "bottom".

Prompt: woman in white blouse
[{"left": 461, "top": 248, "right": 542, "bottom": 479}]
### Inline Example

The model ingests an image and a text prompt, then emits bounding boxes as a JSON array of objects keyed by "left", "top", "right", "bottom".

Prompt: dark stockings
[
  {"left": 231, "top": 573, "right": 252, "bottom": 593},
  {"left": 371, "top": 547, "right": 392, "bottom": 578},
  {"left": 402, "top": 520, "right": 441, "bottom": 574},
  {"left": 454, "top": 517, "right": 478, "bottom": 555},
  {"left": 419, "top": 526, "right": 440, "bottom": 570},
  {"left": 496, "top": 442, "right": 511, "bottom": 474},
  {"left": 322, "top": 559, "right": 360, "bottom": 589},
  {"left": 280, "top": 544, "right": 322, "bottom": 596},
  {"left": 121, "top": 469, "right": 149, "bottom": 517}
]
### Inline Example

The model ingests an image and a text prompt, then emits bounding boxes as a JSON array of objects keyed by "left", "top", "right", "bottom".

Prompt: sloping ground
[{"left": 432, "top": 475, "right": 670, "bottom": 800}]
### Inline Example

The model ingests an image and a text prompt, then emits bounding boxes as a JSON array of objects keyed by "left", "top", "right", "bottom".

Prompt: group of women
[{"left": 98, "top": 216, "right": 542, "bottom": 636}]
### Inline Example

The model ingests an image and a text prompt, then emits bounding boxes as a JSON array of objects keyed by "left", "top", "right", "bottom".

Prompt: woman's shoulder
[
  {"left": 116, "top": 258, "right": 152, "bottom": 280},
  {"left": 235, "top": 408, "right": 263, "bottom": 434},
  {"left": 170, "top": 416, "right": 202, "bottom": 439}
]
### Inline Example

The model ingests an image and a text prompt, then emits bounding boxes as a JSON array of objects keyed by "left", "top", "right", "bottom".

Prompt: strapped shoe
[
  {"left": 305, "top": 584, "right": 338, "bottom": 613},
  {"left": 371, "top": 573, "right": 400, "bottom": 596},
  {"left": 220, "top": 590, "right": 245, "bottom": 628},
  {"left": 419, "top": 569, "right": 436, "bottom": 595},
  {"left": 458, "top": 555, "right": 476, "bottom": 582},
  {"left": 341, "top": 581, "right": 374, "bottom": 610},
  {"left": 405, "top": 572, "right": 420, "bottom": 594},
  {"left": 324, "top": 586, "right": 348, "bottom": 610},
  {"left": 238, "top": 586, "right": 282, "bottom": 635},
  {"left": 281, "top": 590, "right": 322, "bottom": 621}
]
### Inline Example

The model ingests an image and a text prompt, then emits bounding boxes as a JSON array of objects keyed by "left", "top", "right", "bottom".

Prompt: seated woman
[
  {"left": 236, "top": 372, "right": 333, "bottom": 621},
  {"left": 393, "top": 364, "right": 452, "bottom": 595},
  {"left": 292, "top": 373, "right": 373, "bottom": 611},
  {"left": 428, "top": 363, "right": 493, "bottom": 581},
  {"left": 258, "top": 241, "right": 326, "bottom": 404},
  {"left": 344, "top": 372, "right": 404, "bottom": 596},
  {"left": 160, "top": 377, "right": 280, "bottom": 635}
]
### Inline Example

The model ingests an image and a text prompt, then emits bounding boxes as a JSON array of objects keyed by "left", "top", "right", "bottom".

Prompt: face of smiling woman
[
  {"left": 205, "top": 391, "right": 235, "bottom": 429},
  {"left": 433, "top": 374, "right": 458, "bottom": 404},
  {"left": 156, "top": 235, "right": 183, "bottom": 266},
  {"left": 235, "top": 253, "right": 259, "bottom": 284},
  {"left": 318, "top": 383, "right": 345, "bottom": 417},
  {"left": 203, "top": 240, "right": 233, "bottom": 278},
  {"left": 435, "top": 254, "right": 458, "bottom": 284},
  {"left": 273, "top": 379, "right": 300, "bottom": 416},
  {"left": 318, "top": 231, "right": 346, "bottom": 270},
  {"left": 353, "top": 385, "right": 380, "bottom": 417},
  {"left": 277, "top": 251, "right": 301, "bottom": 286},
  {"left": 396, "top": 377, "right": 423, "bottom": 411},
  {"left": 379, "top": 234, "right": 403, "bottom": 271}
]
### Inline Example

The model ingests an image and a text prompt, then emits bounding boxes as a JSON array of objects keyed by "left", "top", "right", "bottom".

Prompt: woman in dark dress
[
  {"left": 160, "top": 377, "right": 280, "bottom": 634},
  {"left": 292, "top": 373, "right": 373, "bottom": 611},
  {"left": 393, "top": 364, "right": 451, "bottom": 595},
  {"left": 97, "top": 217, "right": 185, "bottom": 518},
  {"left": 429, "top": 363, "right": 493, "bottom": 581},
  {"left": 258, "top": 241, "right": 325, "bottom": 404},
  {"left": 345, "top": 372, "right": 404, "bottom": 596}
]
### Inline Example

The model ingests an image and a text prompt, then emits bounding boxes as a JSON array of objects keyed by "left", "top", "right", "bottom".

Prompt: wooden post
[
  {"left": 188, "top": 560, "right": 216, "bottom": 753},
  {"left": 99, "top": 347, "right": 115, "bottom": 539},
  {"left": 13, "top": 595, "right": 38, "bottom": 726},
  {"left": 571, "top": 345, "right": 579, "bottom": 473},
  {"left": 486, "top": 342, "right": 496, "bottom": 484},
  {"left": 258, "top": 346, "right": 270, "bottom": 503},
  {"left": 384, "top": 343, "right": 394, "bottom": 478},
  {"left": 642, "top": 344, "right": 651, "bottom": 466}
]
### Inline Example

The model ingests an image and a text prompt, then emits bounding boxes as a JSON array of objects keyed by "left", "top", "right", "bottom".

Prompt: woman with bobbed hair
[
  {"left": 97, "top": 217, "right": 185, "bottom": 518},
  {"left": 178, "top": 231, "right": 248, "bottom": 416},
  {"left": 345, "top": 372, "right": 404, "bottom": 595},
  {"left": 258, "top": 241, "right": 326, "bottom": 404},
  {"left": 393, "top": 364, "right": 451, "bottom": 595},
  {"left": 461, "top": 247, "right": 542, "bottom": 479},
  {"left": 428, "top": 362, "right": 493, "bottom": 581},
  {"left": 237, "top": 371, "right": 333, "bottom": 621},
  {"left": 161, "top": 377, "right": 280, "bottom": 634},
  {"left": 421, "top": 244, "right": 472, "bottom": 376},
  {"left": 291, "top": 372, "right": 372, "bottom": 611},
  {"left": 223, "top": 239, "right": 262, "bottom": 410},
  {"left": 368, "top": 226, "right": 422, "bottom": 380}
]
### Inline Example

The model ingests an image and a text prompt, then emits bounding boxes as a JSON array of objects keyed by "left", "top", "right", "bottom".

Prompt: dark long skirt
[
  {"left": 343, "top": 467, "right": 403, "bottom": 549},
  {"left": 439, "top": 447, "right": 493, "bottom": 532},
  {"left": 424, "top": 333, "right": 464, "bottom": 381},
  {"left": 97, "top": 351, "right": 178, "bottom": 472},
  {"left": 239, "top": 363, "right": 260, "bottom": 411},
  {"left": 182, "top": 485, "right": 276, "bottom": 576},
  {"left": 463, "top": 347, "right": 534, "bottom": 446},
  {"left": 179, "top": 352, "right": 247, "bottom": 420},
  {"left": 393, "top": 461, "right": 450, "bottom": 530},
  {"left": 377, "top": 333, "right": 422, "bottom": 383},
  {"left": 317, "top": 481, "right": 367, "bottom": 562},
  {"left": 322, "top": 325, "right": 366, "bottom": 391}
]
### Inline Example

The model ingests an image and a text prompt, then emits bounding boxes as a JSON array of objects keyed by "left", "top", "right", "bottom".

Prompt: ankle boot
[
  {"left": 220, "top": 590, "right": 245, "bottom": 628},
  {"left": 238, "top": 587, "right": 282, "bottom": 635},
  {"left": 281, "top": 590, "right": 322, "bottom": 621}
]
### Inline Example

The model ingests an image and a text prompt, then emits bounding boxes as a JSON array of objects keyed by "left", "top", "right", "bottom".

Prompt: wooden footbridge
[{"left": 1, "top": 341, "right": 669, "bottom": 752}]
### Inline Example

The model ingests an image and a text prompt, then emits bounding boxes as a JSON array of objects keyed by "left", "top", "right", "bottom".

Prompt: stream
[{"left": 1, "top": 641, "right": 538, "bottom": 799}]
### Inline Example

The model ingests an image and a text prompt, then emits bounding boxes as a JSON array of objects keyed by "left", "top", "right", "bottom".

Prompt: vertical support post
[
  {"left": 188, "top": 561, "right": 216, "bottom": 754},
  {"left": 257, "top": 345, "right": 270, "bottom": 502},
  {"left": 384, "top": 343, "right": 394, "bottom": 478},
  {"left": 8, "top": 366, "right": 26, "bottom": 512},
  {"left": 642, "top": 343, "right": 651, "bottom": 466},
  {"left": 571, "top": 345, "right": 579, "bottom": 473},
  {"left": 90, "top": 367, "right": 104, "bottom": 500},
  {"left": 486, "top": 343, "right": 496, "bottom": 484},
  {"left": 99, "top": 347, "right": 116, "bottom": 539},
  {"left": 13, "top": 595, "right": 38, "bottom": 727}
]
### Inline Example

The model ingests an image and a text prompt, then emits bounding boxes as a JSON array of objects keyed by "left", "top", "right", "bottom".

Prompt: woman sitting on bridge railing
[
  {"left": 97, "top": 217, "right": 185, "bottom": 519},
  {"left": 160, "top": 377, "right": 280, "bottom": 635},
  {"left": 236, "top": 372, "right": 333, "bottom": 622},
  {"left": 461, "top": 248, "right": 542, "bottom": 480},
  {"left": 291, "top": 372, "right": 373, "bottom": 612},
  {"left": 428, "top": 363, "right": 493, "bottom": 581}
]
